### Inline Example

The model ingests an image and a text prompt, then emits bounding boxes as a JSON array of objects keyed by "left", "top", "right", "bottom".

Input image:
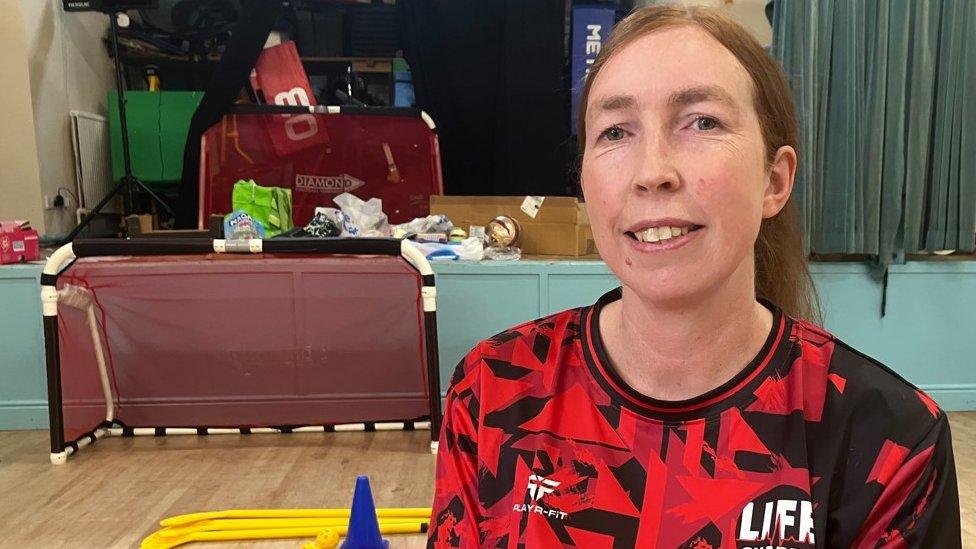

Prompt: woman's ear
[{"left": 763, "top": 145, "right": 797, "bottom": 218}]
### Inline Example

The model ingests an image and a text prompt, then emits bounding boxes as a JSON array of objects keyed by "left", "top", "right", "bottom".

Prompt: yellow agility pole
[
  {"left": 144, "top": 477, "right": 428, "bottom": 548},
  {"left": 150, "top": 516, "right": 426, "bottom": 540},
  {"left": 141, "top": 521, "right": 427, "bottom": 549},
  {"left": 160, "top": 507, "right": 432, "bottom": 527}
]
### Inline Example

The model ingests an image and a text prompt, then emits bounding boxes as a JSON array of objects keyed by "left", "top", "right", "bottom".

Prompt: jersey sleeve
[
  {"left": 428, "top": 347, "right": 483, "bottom": 548},
  {"left": 850, "top": 412, "right": 961, "bottom": 548}
]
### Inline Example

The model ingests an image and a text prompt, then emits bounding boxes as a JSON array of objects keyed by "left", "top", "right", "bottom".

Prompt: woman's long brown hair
[{"left": 578, "top": 6, "right": 820, "bottom": 322}]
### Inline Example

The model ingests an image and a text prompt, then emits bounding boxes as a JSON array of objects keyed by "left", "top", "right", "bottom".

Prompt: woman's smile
[{"left": 624, "top": 223, "right": 704, "bottom": 253}]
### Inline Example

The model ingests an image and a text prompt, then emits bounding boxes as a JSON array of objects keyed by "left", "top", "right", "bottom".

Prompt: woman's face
[{"left": 581, "top": 25, "right": 793, "bottom": 306}]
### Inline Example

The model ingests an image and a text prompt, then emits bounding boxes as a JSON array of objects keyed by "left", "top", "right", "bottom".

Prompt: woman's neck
[{"left": 598, "top": 264, "right": 773, "bottom": 402}]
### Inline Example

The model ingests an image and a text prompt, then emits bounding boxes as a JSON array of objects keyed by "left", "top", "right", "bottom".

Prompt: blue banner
[{"left": 571, "top": 6, "right": 616, "bottom": 136}]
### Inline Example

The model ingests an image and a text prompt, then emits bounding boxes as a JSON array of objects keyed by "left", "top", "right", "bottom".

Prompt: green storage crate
[{"left": 108, "top": 91, "right": 203, "bottom": 185}]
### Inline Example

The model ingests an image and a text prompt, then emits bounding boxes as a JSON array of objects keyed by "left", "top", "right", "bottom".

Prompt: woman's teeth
[{"left": 634, "top": 226, "right": 690, "bottom": 243}]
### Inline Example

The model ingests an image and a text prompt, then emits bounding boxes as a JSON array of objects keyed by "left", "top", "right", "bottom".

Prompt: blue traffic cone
[{"left": 340, "top": 476, "right": 389, "bottom": 549}]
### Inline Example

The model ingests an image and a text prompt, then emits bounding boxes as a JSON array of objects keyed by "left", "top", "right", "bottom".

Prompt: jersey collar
[{"left": 580, "top": 287, "right": 793, "bottom": 422}]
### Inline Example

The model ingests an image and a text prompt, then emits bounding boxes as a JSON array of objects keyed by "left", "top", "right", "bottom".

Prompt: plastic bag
[
  {"left": 456, "top": 237, "right": 485, "bottom": 260},
  {"left": 224, "top": 210, "right": 266, "bottom": 239},
  {"left": 58, "top": 284, "right": 94, "bottom": 310},
  {"left": 333, "top": 193, "right": 390, "bottom": 237},
  {"left": 302, "top": 209, "right": 342, "bottom": 237},
  {"left": 392, "top": 214, "right": 453, "bottom": 238},
  {"left": 231, "top": 180, "right": 293, "bottom": 237}
]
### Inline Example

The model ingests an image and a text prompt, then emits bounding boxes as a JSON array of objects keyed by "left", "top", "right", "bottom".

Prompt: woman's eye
[
  {"left": 601, "top": 126, "right": 626, "bottom": 141},
  {"left": 693, "top": 116, "right": 721, "bottom": 131}
]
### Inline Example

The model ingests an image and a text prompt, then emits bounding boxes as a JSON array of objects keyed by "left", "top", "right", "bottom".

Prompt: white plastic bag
[
  {"left": 333, "top": 193, "right": 391, "bottom": 237},
  {"left": 456, "top": 237, "right": 485, "bottom": 260},
  {"left": 392, "top": 214, "right": 453, "bottom": 238}
]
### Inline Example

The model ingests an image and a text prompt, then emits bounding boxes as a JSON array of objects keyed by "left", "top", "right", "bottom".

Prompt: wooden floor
[
  {"left": 952, "top": 412, "right": 976, "bottom": 546},
  {"left": 0, "top": 429, "right": 436, "bottom": 548},
  {"left": 0, "top": 413, "right": 973, "bottom": 548}
]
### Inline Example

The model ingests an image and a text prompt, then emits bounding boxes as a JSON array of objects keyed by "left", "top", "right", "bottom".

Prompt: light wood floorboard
[{"left": 0, "top": 412, "right": 973, "bottom": 547}]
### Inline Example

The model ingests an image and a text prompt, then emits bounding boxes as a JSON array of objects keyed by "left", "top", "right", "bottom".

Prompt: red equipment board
[{"left": 198, "top": 108, "right": 444, "bottom": 228}]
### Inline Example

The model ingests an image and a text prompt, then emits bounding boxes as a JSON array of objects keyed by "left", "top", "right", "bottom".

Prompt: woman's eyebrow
[
  {"left": 667, "top": 85, "right": 739, "bottom": 110},
  {"left": 595, "top": 94, "right": 637, "bottom": 112},
  {"left": 593, "top": 86, "right": 739, "bottom": 115}
]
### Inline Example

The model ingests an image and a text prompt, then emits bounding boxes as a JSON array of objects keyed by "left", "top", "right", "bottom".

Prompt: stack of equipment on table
[
  {"left": 195, "top": 36, "right": 444, "bottom": 231},
  {"left": 199, "top": 107, "right": 444, "bottom": 230},
  {"left": 429, "top": 196, "right": 596, "bottom": 256}
]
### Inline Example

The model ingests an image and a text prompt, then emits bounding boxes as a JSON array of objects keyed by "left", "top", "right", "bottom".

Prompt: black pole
[
  {"left": 106, "top": 12, "right": 174, "bottom": 217},
  {"left": 108, "top": 11, "right": 133, "bottom": 210},
  {"left": 61, "top": 11, "right": 174, "bottom": 245},
  {"left": 424, "top": 310, "right": 443, "bottom": 443},
  {"left": 43, "top": 315, "right": 66, "bottom": 456},
  {"left": 67, "top": 237, "right": 406, "bottom": 257},
  {"left": 71, "top": 238, "right": 215, "bottom": 257}
]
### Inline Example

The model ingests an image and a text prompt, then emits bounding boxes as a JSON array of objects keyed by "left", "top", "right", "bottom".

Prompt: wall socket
[{"left": 44, "top": 194, "right": 70, "bottom": 210}]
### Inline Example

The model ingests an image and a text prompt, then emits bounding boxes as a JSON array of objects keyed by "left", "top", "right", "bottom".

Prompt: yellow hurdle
[
  {"left": 142, "top": 508, "right": 432, "bottom": 549},
  {"left": 160, "top": 507, "right": 432, "bottom": 527},
  {"left": 152, "top": 516, "right": 426, "bottom": 539},
  {"left": 142, "top": 521, "right": 427, "bottom": 549}
]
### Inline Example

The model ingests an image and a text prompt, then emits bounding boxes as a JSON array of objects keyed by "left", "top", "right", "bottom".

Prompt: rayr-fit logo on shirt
[
  {"left": 527, "top": 475, "right": 560, "bottom": 501},
  {"left": 513, "top": 474, "right": 568, "bottom": 520}
]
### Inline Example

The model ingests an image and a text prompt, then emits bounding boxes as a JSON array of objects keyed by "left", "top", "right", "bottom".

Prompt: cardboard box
[
  {"left": 0, "top": 221, "right": 40, "bottom": 264},
  {"left": 125, "top": 214, "right": 213, "bottom": 239},
  {"left": 430, "top": 196, "right": 596, "bottom": 256},
  {"left": 125, "top": 214, "right": 155, "bottom": 236}
]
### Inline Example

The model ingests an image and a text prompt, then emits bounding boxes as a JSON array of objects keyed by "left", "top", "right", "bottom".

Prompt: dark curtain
[
  {"left": 176, "top": 0, "right": 287, "bottom": 228},
  {"left": 397, "top": 0, "right": 573, "bottom": 197},
  {"left": 771, "top": 0, "right": 976, "bottom": 258}
]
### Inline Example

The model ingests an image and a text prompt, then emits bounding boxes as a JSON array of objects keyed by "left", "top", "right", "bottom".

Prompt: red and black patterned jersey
[{"left": 428, "top": 288, "right": 960, "bottom": 548}]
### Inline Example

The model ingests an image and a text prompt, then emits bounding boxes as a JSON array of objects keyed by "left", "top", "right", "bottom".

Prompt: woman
[{"left": 428, "top": 6, "right": 960, "bottom": 548}]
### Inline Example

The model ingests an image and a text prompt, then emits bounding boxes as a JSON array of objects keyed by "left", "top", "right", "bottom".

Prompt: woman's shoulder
[
  {"left": 467, "top": 307, "right": 587, "bottom": 357},
  {"left": 789, "top": 317, "right": 946, "bottom": 439},
  {"left": 447, "top": 307, "right": 586, "bottom": 389},
  {"left": 484, "top": 307, "right": 586, "bottom": 347}
]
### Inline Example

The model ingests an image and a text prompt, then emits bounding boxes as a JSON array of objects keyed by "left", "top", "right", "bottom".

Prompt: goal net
[{"left": 41, "top": 238, "right": 441, "bottom": 463}]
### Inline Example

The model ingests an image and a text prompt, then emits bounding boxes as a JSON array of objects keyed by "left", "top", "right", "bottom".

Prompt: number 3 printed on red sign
[{"left": 274, "top": 87, "right": 318, "bottom": 141}]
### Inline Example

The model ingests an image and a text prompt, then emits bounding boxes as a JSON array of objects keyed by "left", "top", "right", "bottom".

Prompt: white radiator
[{"left": 69, "top": 110, "right": 117, "bottom": 218}]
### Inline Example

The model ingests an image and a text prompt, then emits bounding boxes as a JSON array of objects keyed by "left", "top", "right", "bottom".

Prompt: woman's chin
[{"left": 617, "top": 271, "right": 710, "bottom": 307}]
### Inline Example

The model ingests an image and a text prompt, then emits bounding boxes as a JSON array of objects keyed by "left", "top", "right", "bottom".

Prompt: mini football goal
[{"left": 41, "top": 237, "right": 442, "bottom": 464}]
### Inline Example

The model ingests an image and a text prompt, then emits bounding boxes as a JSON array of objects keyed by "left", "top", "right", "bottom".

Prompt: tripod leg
[
  {"left": 63, "top": 12, "right": 181, "bottom": 245},
  {"left": 60, "top": 178, "right": 129, "bottom": 244},
  {"left": 129, "top": 176, "right": 176, "bottom": 218}
]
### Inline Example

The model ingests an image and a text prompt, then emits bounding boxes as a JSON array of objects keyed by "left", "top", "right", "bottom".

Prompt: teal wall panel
[
  {"left": 547, "top": 274, "right": 618, "bottom": 314},
  {"left": 811, "top": 262, "right": 976, "bottom": 410},
  {"left": 430, "top": 260, "right": 976, "bottom": 411},
  {"left": 435, "top": 272, "right": 541, "bottom": 390},
  {"left": 1, "top": 259, "right": 974, "bottom": 429},
  {"left": 0, "top": 263, "right": 47, "bottom": 429}
]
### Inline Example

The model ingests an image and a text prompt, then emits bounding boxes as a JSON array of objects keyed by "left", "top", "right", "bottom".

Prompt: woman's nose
[{"left": 633, "top": 134, "right": 681, "bottom": 194}]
